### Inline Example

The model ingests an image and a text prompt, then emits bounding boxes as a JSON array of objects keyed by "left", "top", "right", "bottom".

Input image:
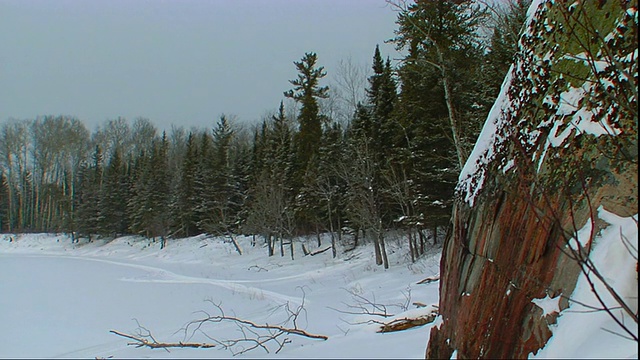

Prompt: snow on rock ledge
[{"left": 427, "top": 1, "right": 638, "bottom": 358}]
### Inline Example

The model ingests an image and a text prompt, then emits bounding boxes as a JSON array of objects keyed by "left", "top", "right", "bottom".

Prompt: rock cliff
[{"left": 426, "top": 1, "right": 638, "bottom": 358}]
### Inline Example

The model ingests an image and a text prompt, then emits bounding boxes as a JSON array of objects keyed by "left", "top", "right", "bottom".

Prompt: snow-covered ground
[
  {"left": 1, "top": 209, "right": 637, "bottom": 359},
  {"left": 531, "top": 209, "right": 638, "bottom": 359},
  {"left": 0, "top": 233, "right": 441, "bottom": 359}
]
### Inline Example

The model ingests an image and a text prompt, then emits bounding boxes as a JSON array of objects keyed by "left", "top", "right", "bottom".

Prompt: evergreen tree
[
  {"left": 100, "top": 147, "right": 129, "bottom": 236},
  {"left": 479, "top": 0, "right": 531, "bottom": 110},
  {"left": 268, "top": 102, "right": 296, "bottom": 194},
  {"left": 394, "top": 49, "right": 458, "bottom": 242},
  {"left": 389, "top": 0, "right": 490, "bottom": 241},
  {"left": 127, "top": 133, "right": 170, "bottom": 245},
  {"left": 193, "top": 131, "right": 214, "bottom": 232},
  {"left": 229, "top": 135, "right": 253, "bottom": 234},
  {"left": 0, "top": 171, "right": 8, "bottom": 232},
  {"left": 343, "top": 45, "right": 400, "bottom": 265},
  {"left": 284, "top": 52, "right": 329, "bottom": 179},
  {"left": 315, "top": 122, "right": 347, "bottom": 257},
  {"left": 127, "top": 149, "right": 148, "bottom": 236},
  {"left": 354, "top": 46, "right": 399, "bottom": 163},
  {"left": 393, "top": 0, "right": 487, "bottom": 168},
  {"left": 366, "top": 45, "right": 385, "bottom": 106},
  {"left": 75, "top": 145, "right": 103, "bottom": 240},
  {"left": 203, "top": 115, "right": 238, "bottom": 236},
  {"left": 148, "top": 133, "right": 171, "bottom": 246},
  {"left": 348, "top": 102, "right": 373, "bottom": 141},
  {"left": 171, "top": 132, "right": 199, "bottom": 237},
  {"left": 245, "top": 103, "right": 298, "bottom": 255}
]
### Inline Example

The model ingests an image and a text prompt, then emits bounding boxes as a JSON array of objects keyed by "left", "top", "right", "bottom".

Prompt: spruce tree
[
  {"left": 229, "top": 137, "right": 252, "bottom": 234},
  {"left": 393, "top": 0, "right": 487, "bottom": 168},
  {"left": 479, "top": 0, "right": 531, "bottom": 113},
  {"left": 127, "top": 134, "right": 170, "bottom": 244},
  {"left": 148, "top": 133, "right": 171, "bottom": 245},
  {"left": 172, "top": 132, "right": 199, "bottom": 237},
  {"left": 205, "top": 115, "right": 237, "bottom": 236},
  {"left": 193, "top": 131, "right": 214, "bottom": 232},
  {"left": 100, "top": 147, "right": 129, "bottom": 237},
  {"left": 367, "top": 45, "right": 385, "bottom": 106},
  {"left": 0, "top": 171, "right": 8, "bottom": 232},
  {"left": 315, "top": 122, "right": 346, "bottom": 257},
  {"left": 127, "top": 149, "right": 149, "bottom": 236},
  {"left": 76, "top": 145, "right": 103, "bottom": 240}
]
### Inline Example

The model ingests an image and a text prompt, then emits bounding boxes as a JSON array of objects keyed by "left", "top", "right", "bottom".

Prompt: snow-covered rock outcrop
[{"left": 426, "top": 1, "right": 637, "bottom": 358}]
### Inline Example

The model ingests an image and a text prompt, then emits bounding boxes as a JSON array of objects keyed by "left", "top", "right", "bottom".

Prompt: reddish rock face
[
  {"left": 426, "top": 189, "right": 581, "bottom": 359},
  {"left": 425, "top": 1, "right": 638, "bottom": 358}
]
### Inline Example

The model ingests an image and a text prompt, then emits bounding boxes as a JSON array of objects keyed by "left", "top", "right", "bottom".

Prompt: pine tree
[{"left": 284, "top": 52, "right": 329, "bottom": 180}]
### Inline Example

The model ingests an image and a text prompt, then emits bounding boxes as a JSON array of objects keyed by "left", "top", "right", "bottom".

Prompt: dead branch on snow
[
  {"left": 110, "top": 329, "right": 216, "bottom": 350},
  {"left": 182, "top": 287, "right": 327, "bottom": 356}
]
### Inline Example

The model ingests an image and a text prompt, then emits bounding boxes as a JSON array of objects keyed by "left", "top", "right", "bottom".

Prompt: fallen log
[
  {"left": 309, "top": 246, "right": 332, "bottom": 256},
  {"left": 377, "top": 312, "right": 438, "bottom": 333},
  {"left": 416, "top": 274, "right": 440, "bottom": 284},
  {"left": 302, "top": 244, "right": 332, "bottom": 256},
  {"left": 377, "top": 305, "right": 439, "bottom": 333}
]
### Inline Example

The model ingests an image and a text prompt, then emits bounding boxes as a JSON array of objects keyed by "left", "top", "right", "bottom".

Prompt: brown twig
[{"left": 109, "top": 329, "right": 215, "bottom": 349}]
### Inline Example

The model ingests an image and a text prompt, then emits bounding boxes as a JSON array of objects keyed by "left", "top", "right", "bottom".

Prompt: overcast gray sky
[{"left": 0, "top": 0, "right": 400, "bottom": 131}]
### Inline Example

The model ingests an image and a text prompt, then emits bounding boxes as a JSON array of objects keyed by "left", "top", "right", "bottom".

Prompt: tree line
[{"left": 0, "top": 0, "right": 529, "bottom": 266}]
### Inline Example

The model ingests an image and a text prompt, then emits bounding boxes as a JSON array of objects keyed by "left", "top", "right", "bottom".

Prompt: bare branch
[
  {"left": 179, "top": 290, "right": 326, "bottom": 356},
  {"left": 109, "top": 329, "right": 215, "bottom": 350}
]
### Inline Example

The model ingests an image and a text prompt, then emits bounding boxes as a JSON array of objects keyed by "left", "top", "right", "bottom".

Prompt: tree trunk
[
  {"left": 408, "top": 229, "right": 416, "bottom": 263},
  {"left": 316, "top": 225, "right": 322, "bottom": 247},
  {"left": 378, "top": 230, "right": 389, "bottom": 269},
  {"left": 267, "top": 234, "right": 274, "bottom": 257},
  {"left": 327, "top": 202, "right": 336, "bottom": 258},
  {"left": 280, "top": 234, "right": 285, "bottom": 257},
  {"left": 372, "top": 228, "right": 383, "bottom": 266},
  {"left": 337, "top": 216, "right": 342, "bottom": 246},
  {"left": 353, "top": 228, "right": 359, "bottom": 248},
  {"left": 290, "top": 239, "right": 294, "bottom": 260},
  {"left": 436, "top": 45, "right": 467, "bottom": 169},
  {"left": 433, "top": 223, "right": 438, "bottom": 245},
  {"left": 7, "top": 166, "right": 13, "bottom": 232}
]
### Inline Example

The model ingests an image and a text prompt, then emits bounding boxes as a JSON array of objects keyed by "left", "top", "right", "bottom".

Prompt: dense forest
[{"left": 0, "top": 1, "right": 530, "bottom": 266}]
